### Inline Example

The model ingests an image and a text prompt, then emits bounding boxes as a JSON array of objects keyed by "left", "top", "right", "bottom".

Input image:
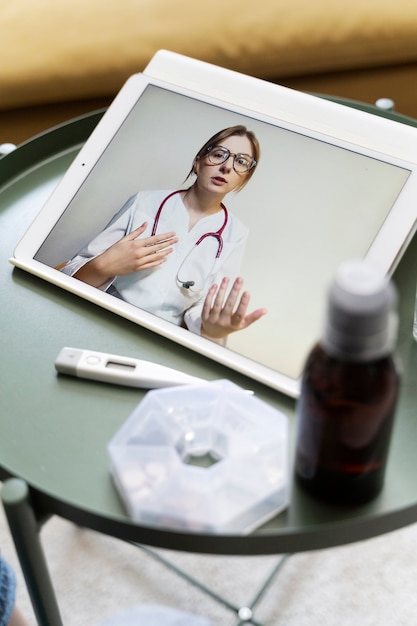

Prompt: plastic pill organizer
[{"left": 108, "top": 380, "right": 290, "bottom": 534}]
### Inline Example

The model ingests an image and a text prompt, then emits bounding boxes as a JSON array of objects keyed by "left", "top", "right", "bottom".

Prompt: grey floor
[{"left": 2, "top": 500, "right": 417, "bottom": 626}]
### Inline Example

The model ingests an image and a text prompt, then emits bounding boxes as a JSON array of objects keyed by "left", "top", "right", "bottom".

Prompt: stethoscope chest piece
[{"left": 176, "top": 234, "right": 223, "bottom": 294}]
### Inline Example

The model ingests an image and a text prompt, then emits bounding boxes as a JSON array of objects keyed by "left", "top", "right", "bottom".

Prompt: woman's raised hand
[
  {"left": 74, "top": 222, "right": 178, "bottom": 287},
  {"left": 200, "top": 276, "right": 267, "bottom": 342}
]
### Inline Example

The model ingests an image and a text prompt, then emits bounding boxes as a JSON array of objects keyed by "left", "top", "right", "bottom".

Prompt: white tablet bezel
[{"left": 10, "top": 50, "right": 417, "bottom": 397}]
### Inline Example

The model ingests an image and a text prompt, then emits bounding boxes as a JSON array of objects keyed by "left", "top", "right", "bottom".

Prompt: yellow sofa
[{"left": 2, "top": 0, "right": 417, "bottom": 144}]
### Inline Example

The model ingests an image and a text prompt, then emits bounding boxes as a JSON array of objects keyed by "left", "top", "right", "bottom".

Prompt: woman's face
[{"left": 194, "top": 134, "right": 254, "bottom": 196}]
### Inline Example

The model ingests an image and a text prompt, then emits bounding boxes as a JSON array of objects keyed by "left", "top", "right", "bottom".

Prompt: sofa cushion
[{"left": 1, "top": 0, "right": 417, "bottom": 110}]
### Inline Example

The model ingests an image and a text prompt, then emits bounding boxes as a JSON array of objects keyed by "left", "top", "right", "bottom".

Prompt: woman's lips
[{"left": 211, "top": 176, "right": 227, "bottom": 185}]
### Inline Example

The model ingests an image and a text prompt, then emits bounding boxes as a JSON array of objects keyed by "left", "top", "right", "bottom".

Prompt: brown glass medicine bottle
[{"left": 295, "top": 260, "right": 400, "bottom": 504}]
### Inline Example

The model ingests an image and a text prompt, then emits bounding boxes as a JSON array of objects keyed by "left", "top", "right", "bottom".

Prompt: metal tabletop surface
[{"left": 2, "top": 110, "right": 417, "bottom": 556}]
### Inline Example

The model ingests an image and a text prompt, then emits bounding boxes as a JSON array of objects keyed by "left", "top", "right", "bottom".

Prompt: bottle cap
[{"left": 322, "top": 259, "right": 398, "bottom": 360}]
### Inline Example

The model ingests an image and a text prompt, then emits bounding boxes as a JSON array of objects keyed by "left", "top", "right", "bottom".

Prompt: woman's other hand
[{"left": 201, "top": 276, "right": 267, "bottom": 342}]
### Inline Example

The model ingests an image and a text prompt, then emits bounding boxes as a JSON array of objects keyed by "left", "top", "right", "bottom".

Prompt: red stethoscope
[{"left": 151, "top": 190, "right": 229, "bottom": 291}]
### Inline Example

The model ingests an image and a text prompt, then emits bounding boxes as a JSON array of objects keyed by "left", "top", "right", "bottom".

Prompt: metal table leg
[
  {"left": 1, "top": 478, "right": 63, "bottom": 626},
  {"left": 2, "top": 477, "right": 289, "bottom": 625}
]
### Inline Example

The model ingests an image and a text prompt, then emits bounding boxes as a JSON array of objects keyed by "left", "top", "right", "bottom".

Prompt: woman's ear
[{"left": 192, "top": 156, "right": 200, "bottom": 176}]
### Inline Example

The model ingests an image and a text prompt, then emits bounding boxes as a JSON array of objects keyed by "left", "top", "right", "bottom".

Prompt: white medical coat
[{"left": 62, "top": 189, "right": 248, "bottom": 334}]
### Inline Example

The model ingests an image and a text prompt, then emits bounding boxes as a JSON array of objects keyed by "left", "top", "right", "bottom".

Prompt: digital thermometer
[{"left": 55, "top": 347, "right": 208, "bottom": 389}]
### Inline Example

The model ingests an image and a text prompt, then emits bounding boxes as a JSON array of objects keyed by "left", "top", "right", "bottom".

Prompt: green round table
[{"left": 2, "top": 106, "right": 417, "bottom": 625}]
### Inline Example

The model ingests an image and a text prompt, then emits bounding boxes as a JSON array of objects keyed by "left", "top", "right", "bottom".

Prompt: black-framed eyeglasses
[{"left": 205, "top": 145, "right": 256, "bottom": 173}]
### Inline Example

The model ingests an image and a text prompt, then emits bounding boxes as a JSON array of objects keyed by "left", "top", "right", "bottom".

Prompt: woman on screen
[{"left": 61, "top": 125, "right": 266, "bottom": 344}]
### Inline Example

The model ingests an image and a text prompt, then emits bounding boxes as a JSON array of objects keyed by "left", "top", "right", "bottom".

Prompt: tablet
[{"left": 10, "top": 50, "right": 417, "bottom": 397}]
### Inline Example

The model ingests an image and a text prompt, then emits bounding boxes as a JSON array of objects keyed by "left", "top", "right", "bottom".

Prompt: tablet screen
[{"left": 11, "top": 51, "right": 417, "bottom": 396}]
